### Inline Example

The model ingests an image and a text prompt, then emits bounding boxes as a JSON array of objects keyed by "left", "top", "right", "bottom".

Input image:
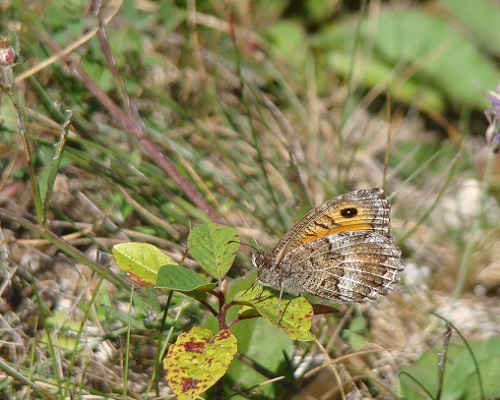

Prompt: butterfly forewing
[{"left": 272, "top": 189, "right": 391, "bottom": 266}]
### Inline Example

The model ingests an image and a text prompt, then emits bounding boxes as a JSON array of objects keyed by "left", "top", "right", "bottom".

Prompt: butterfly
[{"left": 249, "top": 188, "right": 404, "bottom": 303}]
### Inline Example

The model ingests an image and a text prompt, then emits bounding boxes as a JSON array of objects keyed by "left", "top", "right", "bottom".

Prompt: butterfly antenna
[
  {"left": 382, "top": 94, "right": 393, "bottom": 191},
  {"left": 239, "top": 211, "right": 260, "bottom": 251}
]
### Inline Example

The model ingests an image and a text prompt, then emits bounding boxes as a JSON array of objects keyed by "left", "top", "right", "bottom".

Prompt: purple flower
[{"left": 484, "top": 84, "right": 500, "bottom": 153}]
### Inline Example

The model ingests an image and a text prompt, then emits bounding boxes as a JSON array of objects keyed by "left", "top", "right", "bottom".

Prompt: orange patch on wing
[{"left": 301, "top": 223, "right": 372, "bottom": 244}]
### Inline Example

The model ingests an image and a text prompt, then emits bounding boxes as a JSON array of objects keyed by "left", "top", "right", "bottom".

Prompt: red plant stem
[{"left": 217, "top": 292, "right": 227, "bottom": 330}]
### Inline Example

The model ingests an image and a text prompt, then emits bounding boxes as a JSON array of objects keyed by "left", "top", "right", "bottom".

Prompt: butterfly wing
[
  {"left": 277, "top": 231, "right": 404, "bottom": 302},
  {"left": 271, "top": 188, "right": 392, "bottom": 266}
]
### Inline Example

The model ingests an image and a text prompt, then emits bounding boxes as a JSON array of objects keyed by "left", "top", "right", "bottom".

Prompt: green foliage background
[{"left": 0, "top": 0, "right": 499, "bottom": 399}]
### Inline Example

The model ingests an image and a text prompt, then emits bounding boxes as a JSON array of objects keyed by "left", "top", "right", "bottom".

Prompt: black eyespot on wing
[{"left": 340, "top": 207, "right": 358, "bottom": 218}]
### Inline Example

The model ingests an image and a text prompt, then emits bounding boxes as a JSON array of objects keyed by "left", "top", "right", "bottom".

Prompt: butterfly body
[{"left": 249, "top": 188, "right": 404, "bottom": 303}]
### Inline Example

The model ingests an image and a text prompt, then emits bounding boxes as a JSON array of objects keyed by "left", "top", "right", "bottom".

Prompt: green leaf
[
  {"left": 314, "top": 8, "right": 499, "bottom": 112},
  {"left": 187, "top": 222, "right": 239, "bottom": 280},
  {"left": 440, "top": 0, "right": 500, "bottom": 56},
  {"left": 234, "top": 287, "right": 314, "bottom": 341},
  {"left": 444, "top": 337, "right": 500, "bottom": 399},
  {"left": 225, "top": 318, "right": 294, "bottom": 399},
  {"left": 156, "top": 264, "right": 216, "bottom": 292},
  {"left": 164, "top": 327, "right": 237, "bottom": 400},
  {"left": 400, "top": 337, "right": 500, "bottom": 399},
  {"left": 372, "top": 9, "right": 497, "bottom": 110},
  {"left": 112, "top": 242, "right": 176, "bottom": 286}
]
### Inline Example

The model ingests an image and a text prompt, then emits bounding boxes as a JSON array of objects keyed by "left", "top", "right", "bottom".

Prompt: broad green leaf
[
  {"left": 156, "top": 264, "right": 216, "bottom": 292},
  {"left": 400, "top": 337, "right": 500, "bottom": 400},
  {"left": 187, "top": 222, "right": 239, "bottom": 280},
  {"left": 225, "top": 318, "right": 294, "bottom": 399},
  {"left": 202, "top": 293, "right": 295, "bottom": 399},
  {"left": 234, "top": 287, "right": 314, "bottom": 341},
  {"left": 314, "top": 8, "right": 499, "bottom": 112},
  {"left": 440, "top": 0, "right": 500, "bottom": 56},
  {"left": 164, "top": 327, "right": 237, "bottom": 400},
  {"left": 372, "top": 9, "right": 497, "bottom": 110},
  {"left": 112, "top": 242, "right": 176, "bottom": 286},
  {"left": 444, "top": 337, "right": 500, "bottom": 400}
]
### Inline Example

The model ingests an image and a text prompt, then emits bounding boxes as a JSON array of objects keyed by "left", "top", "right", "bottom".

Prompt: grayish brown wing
[{"left": 276, "top": 230, "right": 404, "bottom": 302}]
